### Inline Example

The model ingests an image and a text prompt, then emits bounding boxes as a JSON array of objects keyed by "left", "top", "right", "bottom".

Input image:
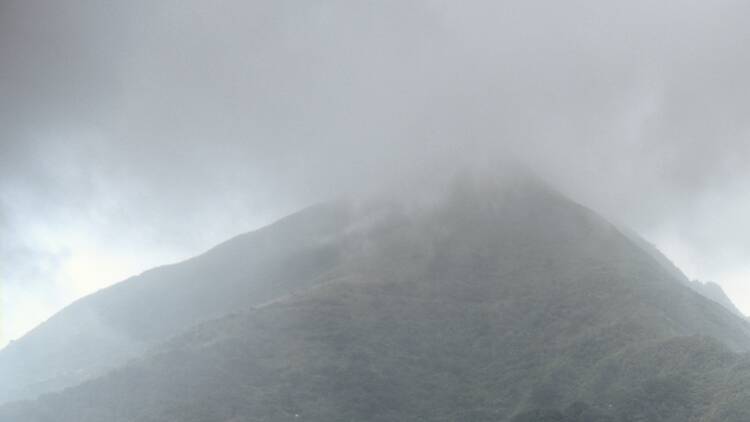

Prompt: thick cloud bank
[{"left": 2, "top": 0, "right": 750, "bottom": 345}]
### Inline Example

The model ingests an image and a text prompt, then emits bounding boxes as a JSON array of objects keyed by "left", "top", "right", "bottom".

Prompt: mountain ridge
[
  {"left": 3, "top": 175, "right": 750, "bottom": 421},
  {"left": 0, "top": 201, "right": 354, "bottom": 404},
  {"left": 622, "top": 228, "right": 746, "bottom": 318}
]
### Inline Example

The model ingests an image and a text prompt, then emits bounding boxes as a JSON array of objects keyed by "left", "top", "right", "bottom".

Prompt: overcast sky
[{"left": 2, "top": 0, "right": 750, "bottom": 347}]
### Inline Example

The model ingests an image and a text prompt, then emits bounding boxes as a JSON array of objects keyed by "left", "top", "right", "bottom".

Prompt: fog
[{"left": 2, "top": 0, "right": 750, "bottom": 346}]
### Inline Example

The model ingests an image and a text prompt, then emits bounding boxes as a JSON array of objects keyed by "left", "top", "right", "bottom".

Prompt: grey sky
[{"left": 2, "top": 0, "right": 750, "bottom": 346}]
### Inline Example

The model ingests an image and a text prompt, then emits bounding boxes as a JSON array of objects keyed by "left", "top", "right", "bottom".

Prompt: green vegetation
[{"left": 2, "top": 176, "right": 750, "bottom": 421}]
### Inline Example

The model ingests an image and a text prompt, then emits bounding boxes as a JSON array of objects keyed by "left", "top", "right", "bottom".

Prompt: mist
[{"left": 2, "top": 0, "right": 750, "bottom": 346}]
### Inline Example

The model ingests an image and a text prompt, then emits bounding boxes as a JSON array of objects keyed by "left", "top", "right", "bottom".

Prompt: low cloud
[{"left": 2, "top": 0, "right": 750, "bottom": 344}]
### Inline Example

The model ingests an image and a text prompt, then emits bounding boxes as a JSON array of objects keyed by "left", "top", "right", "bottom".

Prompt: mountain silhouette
[{"left": 2, "top": 173, "right": 750, "bottom": 421}]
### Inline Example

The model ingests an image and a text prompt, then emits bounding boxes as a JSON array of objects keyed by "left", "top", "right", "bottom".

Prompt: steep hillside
[
  {"left": 0, "top": 201, "right": 354, "bottom": 404},
  {"left": 2, "top": 175, "right": 750, "bottom": 421},
  {"left": 624, "top": 231, "right": 745, "bottom": 318},
  {"left": 687, "top": 280, "right": 745, "bottom": 318}
]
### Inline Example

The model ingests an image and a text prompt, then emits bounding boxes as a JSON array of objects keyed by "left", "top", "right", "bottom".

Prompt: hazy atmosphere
[{"left": 2, "top": 0, "right": 750, "bottom": 348}]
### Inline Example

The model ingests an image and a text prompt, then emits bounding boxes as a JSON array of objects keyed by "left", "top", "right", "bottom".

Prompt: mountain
[
  {"left": 622, "top": 230, "right": 746, "bottom": 318},
  {"left": 3, "top": 174, "right": 750, "bottom": 421},
  {"left": 0, "top": 201, "right": 353, "bottom": 404},
  {"left": 687, "top": 281, "right": 745, "bottom": 318}
]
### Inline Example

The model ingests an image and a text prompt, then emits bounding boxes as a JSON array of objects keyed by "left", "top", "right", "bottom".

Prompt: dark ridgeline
[{"left": 2, "top": 174, "right": 750, "bottom": 422}]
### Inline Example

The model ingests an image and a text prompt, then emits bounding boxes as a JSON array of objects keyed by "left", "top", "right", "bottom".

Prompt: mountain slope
[
  {"left": 623, "top": 230, "right": 746, "bottom": 318},
  {"left": 687, "top": 280, "right": 745, "bottom": 318},
  {"left": 3, "top": 175, "right": 750, "bottom": 421},
  {"left": 0, "top": 201, "right": 355, "bottom": 404}
]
